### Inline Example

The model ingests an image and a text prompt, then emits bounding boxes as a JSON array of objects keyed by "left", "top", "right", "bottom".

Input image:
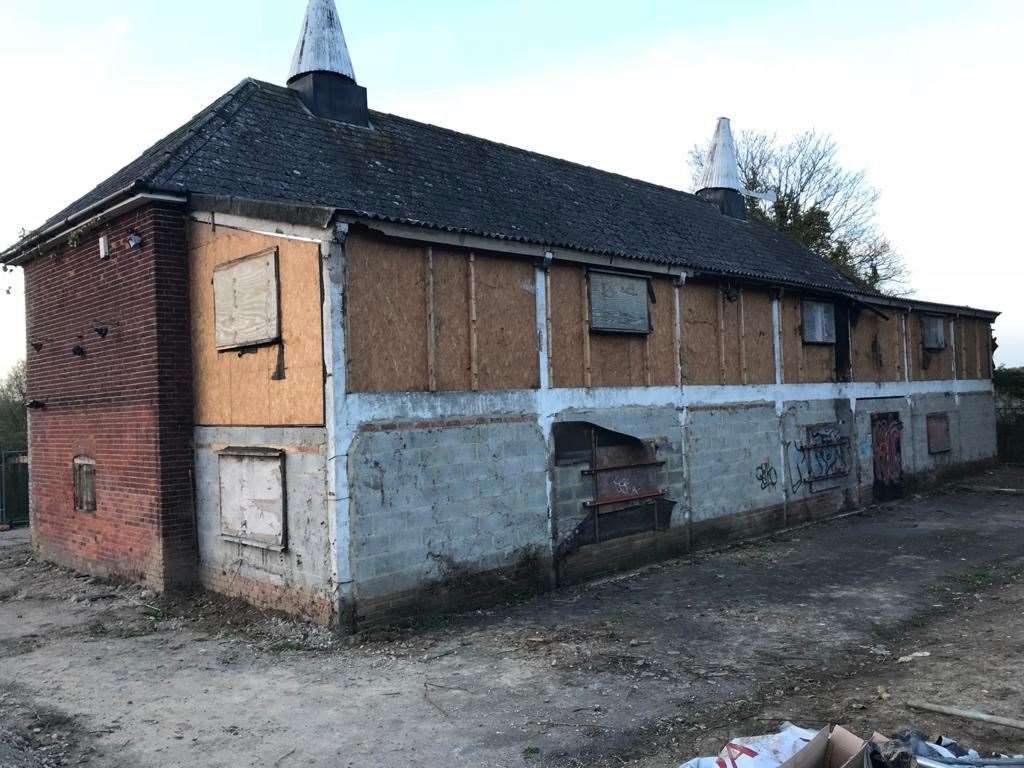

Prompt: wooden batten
[
  {"left": 716, "top": 284, "right": 726, "bottom": 385},
  {"left": 582, "top": 273, "right": 593, "bottom": 388},
  {"left": 426, "top": 247, "right": 437, "bottom": 392},
  {"left": 469, "top": 252, "right": 479, "bottom": 391},
  {"left": 673, "top": 282, "right": 683, "bottom": 386},
  {"left": 545, "top": 269, "right": 554, "bottom": 387},
  {"left": 738, "top": 288, "right": 748, "bottom": 385}
]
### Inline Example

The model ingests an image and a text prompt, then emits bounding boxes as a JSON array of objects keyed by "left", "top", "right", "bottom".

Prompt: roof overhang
[{"left": 1, "top": 181, "right": 187, "bottom": 266}]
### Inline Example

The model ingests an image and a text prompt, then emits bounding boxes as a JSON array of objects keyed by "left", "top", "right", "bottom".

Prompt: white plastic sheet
[{"left": 679, "top": 723, "right": 820, "bottom": 768}]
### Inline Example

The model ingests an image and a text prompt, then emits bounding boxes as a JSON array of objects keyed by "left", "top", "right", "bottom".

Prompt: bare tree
[{"left": 690, "top": 130, "right": 909, "bottom": 294}]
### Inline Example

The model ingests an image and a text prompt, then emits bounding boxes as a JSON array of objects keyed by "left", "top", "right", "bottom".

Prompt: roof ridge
[{"left": 144, "top": 78, "right": 257, "bottom": 187}]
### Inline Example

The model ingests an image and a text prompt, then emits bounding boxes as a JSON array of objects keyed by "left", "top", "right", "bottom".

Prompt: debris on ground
[{"left": 676, "top": 723, "right": 1024, "bottom": 768}]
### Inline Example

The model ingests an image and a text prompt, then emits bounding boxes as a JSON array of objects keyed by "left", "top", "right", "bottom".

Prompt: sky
[{"left": 0, "top": 0, "right": 1022, "bottom": 377}]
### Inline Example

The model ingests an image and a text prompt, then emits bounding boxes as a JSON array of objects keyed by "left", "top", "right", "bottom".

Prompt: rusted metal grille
[
  {"left": 73, "top": 457, "right": 96, "bottom": 513},
  {"left": 800, "top": 424, "right": 850, "bottom": 483}
]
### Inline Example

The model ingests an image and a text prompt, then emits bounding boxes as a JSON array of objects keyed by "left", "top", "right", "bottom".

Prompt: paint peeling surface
[
  {"left": 218, "top": 448, "right": 287, "bottom": 550},
  {"left": 289, "top": 0, "right": 356, "bottom": 82}
]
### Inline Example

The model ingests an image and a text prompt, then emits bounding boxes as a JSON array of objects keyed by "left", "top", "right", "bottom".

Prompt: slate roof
[{"left": 12, "top": 78, "right": 863, "bottom": 293}]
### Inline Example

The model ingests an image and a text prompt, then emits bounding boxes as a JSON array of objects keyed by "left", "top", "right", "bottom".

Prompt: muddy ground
[{"left": 1, "top": 468, "right": 1023, "bottom": 768}]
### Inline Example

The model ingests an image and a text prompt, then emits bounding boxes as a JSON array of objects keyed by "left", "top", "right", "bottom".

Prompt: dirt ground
[{"left": 2, "top": 468, "right": 1023, "bottom": 768}]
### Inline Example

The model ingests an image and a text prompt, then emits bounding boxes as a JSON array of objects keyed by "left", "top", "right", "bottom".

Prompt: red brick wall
[{"left": 23, "top": 201, "right": 196, "bottom": 589}]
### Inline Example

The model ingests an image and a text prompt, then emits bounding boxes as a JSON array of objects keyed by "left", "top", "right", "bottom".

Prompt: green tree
[{"left": 0, "top": 360, "right": 27, "bottom": 449}]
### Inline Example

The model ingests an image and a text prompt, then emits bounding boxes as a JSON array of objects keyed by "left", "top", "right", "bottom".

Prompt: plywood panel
[
  {"left": 647, "top": 278, "right": 677, "bottom": 386},
  {"left": 549, "top": 264, "right": 586, "bottom": 388},
  {"left": 591, "top": 333, "right": 645, "bottom": 387},
  {"left": 474, "top": 253, "right": 539, "bottom": 390},
  {"left": 803, "top": 341, "right": 835, "bottom": 383},
  {"left": 852, "top": 312, "right": 886, "bottom": 382},
  {"left": 905, "top": 312, "right": 954, "bottom": 381},
  {"left": 781, "top": 296, "right": 803, "bottom": 384},
  {"left": 981, "top": 322, "right": 993, "bottom": 379},
  {"left": 189, "top": 222, "right": 324, "bottom": 426},
  {"left": 433, "top": 248, "right": 472, "bottom": 391},
  {"left": 682, "top": 282, "right": 720, "bottom": 385},
  {"left": 744, "top": 288, "right": 775, "bottom": 385},
  {"left": 346, "top": 233, "right": 430, "bottom": 393}
]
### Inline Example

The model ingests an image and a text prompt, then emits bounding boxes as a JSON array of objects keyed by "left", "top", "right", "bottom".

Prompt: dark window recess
[
  {"left": 73, "top": 457, "right": 96, "bottom": 513},
  {"left": 802, "top": 300, "right": 836, "bottom": 344},
  {"left": 588, "top": 271, "right": 651, "bottom": 335},
  {"left": 927, "top": 413, "right": 951, "bottom": 454},
  {"left": 834, "top": 303, "right": 852, "bottom": 382},
  {"left": 922, "top": 315, "right": 947, "bottom": 351},
  {"left": 554, "top": 422, "right": 676, "bottom": 552}
]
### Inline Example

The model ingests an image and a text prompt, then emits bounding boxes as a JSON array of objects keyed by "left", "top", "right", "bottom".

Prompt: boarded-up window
[
  {"left": 802, "top": 300, "right": 836, "bottom": 344},
  {"left": 589, "top": 272, "right": 650, "bottom": 334},
  {"left": 927, "top": 413, "right": 951, "bottom": 454},
  {"left": 218, "top": 447, "right": 287, "bottom": 551},
  {"left": 922, "top": 315, "right": 947, "bottom": 351},
  {"left": 73, "top": 456, "right": 96, "bottom": 512},
  {"left": 213, "top": 248, "right": 280, "bottom": 350}
]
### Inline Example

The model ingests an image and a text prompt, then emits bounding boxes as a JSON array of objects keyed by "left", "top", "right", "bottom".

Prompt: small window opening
[
  {"left": 73, "top": 456, "right": 97, "bottom": 512},
  {"left": 922, "top": 315, "right": 947, "bottom": 351},
  {"left": 802, "top": 300, "right": 836, "bottom": 344}
]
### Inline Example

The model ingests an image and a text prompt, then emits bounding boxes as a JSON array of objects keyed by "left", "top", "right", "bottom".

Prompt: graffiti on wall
[
  {"left": 755, "top": 461, "right": 778, "bottom": 490},
  {"left": 805, "top": 424, "right": 849, "bottom": 481},
  {"left": 871, "top": 413, "right": 904, "bottom": 489}
]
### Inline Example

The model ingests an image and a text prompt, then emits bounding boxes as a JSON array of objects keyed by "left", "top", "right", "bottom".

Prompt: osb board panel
[
  {"left": 433, "top": 248, "right": 472, "bottom": 391},
  {"left": 851, "top": 312, "right": 899, "bottom": 382},
  {"left": 914, "top": 314, "right": 954, "bottom": 381},
  {"left": 189, "top": 222, "right": 324, "bottom": 426},
  {"left": 549, "top": 264, "right": 586, "bottom": 388},
  {"left": 781, "top": 297, "right": 803, "bottom": 384},
  {"left": 803, "top": 340, "right": 836, "bottom": 383},
  {"left": 744, "top": 289, "right": 775, "bottom": 385},
  {"left": 682, "top": 282, "right": 721, "bottom": 385},
  {"left": 781, "top": 296, "right": 833, "bottom": 383},
  {"left": 346, "top": 233, "right": 430, "bottom": 393},
  {"left": 474, "top": 253, "right": 539, "bottom": 390},
  {"left": 907, "top": 312, "right": 923, "bottom": 381},
  {"left": 647, "top": 278, "right": 678, "bottom": 386},
  {"left": 721, "top": 291, "right": 742, "bottom": 385},
  {"left": 959, "top": 318, "right": 992, "bottom": 380},
  {"left": 590, "top": 333, "right": 646, "bottom": 387}
]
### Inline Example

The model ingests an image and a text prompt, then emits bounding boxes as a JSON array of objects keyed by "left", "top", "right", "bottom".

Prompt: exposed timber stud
[
  {"left": 469, "top": 252, "right": 479, "bottom": 391},
  {"left": 772, "top": 288, "right": 784, "bottom": 386},
  {"left": 426, "top": 247, "right": 437, "bottom": 392},
  {"left": 796, "top": 299, "right": 805, "bottom": 383},
  {"left": 717, "top": 283, "right": 726, "bottom": 384},
  {"left": 545, "top": 269, "right": 554, "bottom": 387},
  {"left": 901, "top": 310, "right": 911, "bottom": 382},
  {"left": 738, "top": 287, "right": 748, "bottom": 385},
  {"left": 975, "top": 319, "right": 982, "bottom": 378},
  {"left": 673, "top": 276, "right": 685, "bottom": 387},
  {"left": 582, "top": 273, "right": 593, "bottom": 388}
]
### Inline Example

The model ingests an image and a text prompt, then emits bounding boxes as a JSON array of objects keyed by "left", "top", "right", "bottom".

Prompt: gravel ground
[{"left": 1, "top": 469, "right": 1022, "bottom": 768}]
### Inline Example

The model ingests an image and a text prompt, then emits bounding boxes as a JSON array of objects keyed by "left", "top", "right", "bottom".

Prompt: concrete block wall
[
  {"left": 348, "top": 416, "right": 550, "bottom": 624},
  {"left": 194, "top": 426, "right": 335, "bottom": 623},
  {"left": 955, "top": 392, "right": 997, "bottom": 464},
  {"left": 686, "top": 403, "right": 784, "bottom": 525}
]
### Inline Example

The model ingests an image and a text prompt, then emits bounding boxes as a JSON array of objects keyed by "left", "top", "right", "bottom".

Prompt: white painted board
[
  {"left": 218, "top": 448, "right": 287, "bottom": 550},
  {"left": 214, "top": 248, "right": 280, "bottom": 350}
]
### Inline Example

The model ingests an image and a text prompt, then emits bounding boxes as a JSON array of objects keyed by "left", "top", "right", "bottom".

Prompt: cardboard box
[{"left": 780, "top": 726, "right": 869, "bottom": 768}]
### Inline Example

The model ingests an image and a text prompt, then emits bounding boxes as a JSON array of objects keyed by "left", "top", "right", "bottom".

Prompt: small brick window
[
  {"left": 802, "top": 300, "right": 836, "bottom": 344},
  {"left": 73, "top": 457, "right": 97, "bottom": 512}
]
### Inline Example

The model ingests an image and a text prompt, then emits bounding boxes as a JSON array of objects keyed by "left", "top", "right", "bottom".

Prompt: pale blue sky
[{"left": 1, "top": 0, "right": 1022, "bottom": 373}]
